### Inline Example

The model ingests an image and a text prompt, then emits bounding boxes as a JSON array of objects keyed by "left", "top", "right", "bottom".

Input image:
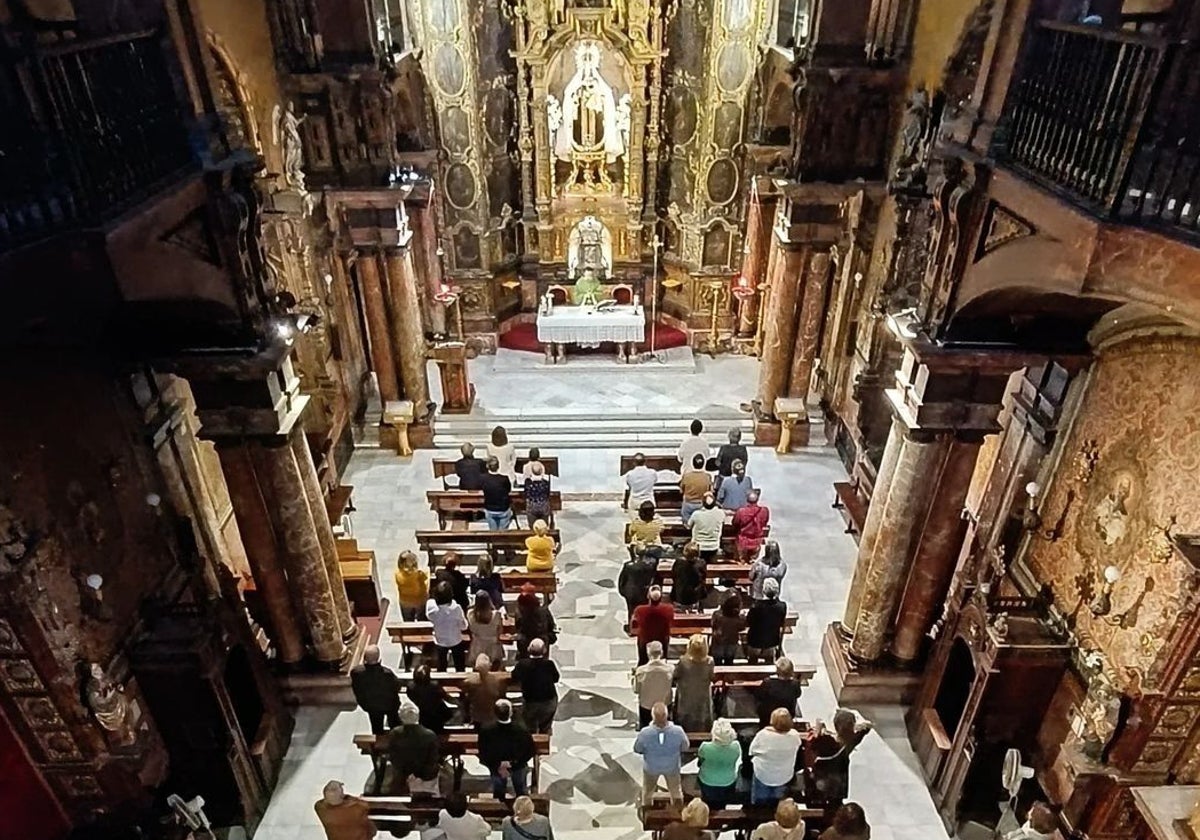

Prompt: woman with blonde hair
[
  {"left": 748, "top": 708, "right": 803, "bottom": 804},
  {"left": 467, "top": 591, "right": 506, "bottom": 671},
  {"left": 662, "top": 798, "right": 713, "bottom": 840},
  {"left": 697, "top": 718, "right": 741, "bottom": 808},
  {"left": 750, "top": 798, "right": 807, "bottom": 840},
  {"left": 672, "top": 633, "right": 715, "bottom": 732},
  {"left": 394, "top": 550, "right": 428, "bottom": 620},
  {"left": 524, "top": 519, "right": 557, "bottom": 572},
  {"left": 501, "top": 795, "right": 554, "bottom": 840}
]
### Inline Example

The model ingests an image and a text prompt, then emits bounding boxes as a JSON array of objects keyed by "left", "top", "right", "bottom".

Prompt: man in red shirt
[
  {"left": 630, "top": 586, "right": 674, "bottom": 665},
  {"left": 732, "top": 489, "right": 770, "bottom": 561}
]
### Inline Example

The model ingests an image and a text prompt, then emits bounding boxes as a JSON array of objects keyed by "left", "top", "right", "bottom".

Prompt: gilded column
[
  {"left": 385, "top": 243, "right": 430, "bottom": 413},
  {"left": 849, "top": 431, "right": 951, "bottom": 662},
  {"left": 253, "top": 438, "right": 345, "bottom": 666},
  {"left": 788, "top": 249, "right": 832, "bottom": 400},
  {"left": 841, "top": 415, "right": 905, "bottom": 633},
  {"left": 891, "top": 436, "right": 983, "bottom": 662},
  {"left": 756, "top": 237, "right": 807, "bottom": 414},
  {"left": 357, "top": 250, "right": 401, "bottom": 404},
  {"left": 289, "top": 429, "right": 356, "bottom": 641},
  {"left": 217, "top": 442, "right": 306, "bottom": 667}
]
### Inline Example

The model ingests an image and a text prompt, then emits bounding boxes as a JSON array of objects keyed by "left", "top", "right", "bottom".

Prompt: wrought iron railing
[
  {"left": 996, "top": 21, "right": 1200, "bottom": 241},
  {"left": 0, "top": 31, "right": 196, "bottom": 252}
]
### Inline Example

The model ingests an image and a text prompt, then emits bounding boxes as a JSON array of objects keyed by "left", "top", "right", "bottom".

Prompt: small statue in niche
[
  {"left": 84, "top": 663, "right": 137, "bottom": 747},
  {"left": 273, "top": 102, "right": 307, "bottom": 192},
  {"left": 615, "top": 93, "right": 632, "bottom": 153},
  {"left": 546, "top": 93, "right": 562, "bottom": 135},
  {"left": 1076, "top": 672, "right": 1122, "bottom": 763},
  {"left": 1092, "top": 473, "right": 1133, "bottom": 547},
  {"left": 898, "top": 85, "right": 930, "bottom": 167}
]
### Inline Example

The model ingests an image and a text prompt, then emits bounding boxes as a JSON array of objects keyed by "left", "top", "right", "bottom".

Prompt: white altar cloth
[{"left": 536, "top": 305, "right": 645, "bottom": 344}]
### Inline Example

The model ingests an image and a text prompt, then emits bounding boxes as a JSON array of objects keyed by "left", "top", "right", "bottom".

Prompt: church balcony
[
  {"left": 993, "top": 19, "right": 1200, "bottom": 246},
  {"left": 0, "top": 30, "right": 207, "bottom": 255}
]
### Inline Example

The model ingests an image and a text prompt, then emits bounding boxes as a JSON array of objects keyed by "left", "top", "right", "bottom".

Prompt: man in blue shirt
[
  {"left": 716, "top": 459, "right": 754, "bottom": 511},
  {"left": 633, "top": 702, "right": 687, "bottom": 807}
]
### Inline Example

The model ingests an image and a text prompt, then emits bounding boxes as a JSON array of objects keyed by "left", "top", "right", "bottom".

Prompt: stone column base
[
  {"left": 753, "top": 417, "right": 781, "bottom": 447},
  {"left": 821, "top": 623, "right": 922, "bottom": 706}
]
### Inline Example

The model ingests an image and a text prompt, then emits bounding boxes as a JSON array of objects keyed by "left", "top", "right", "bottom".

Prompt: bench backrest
[
  {"left": 620, "top": 454, "right": 680, "bottom": 474},
  {"left": 354, "top": 732, "right": 550, "bottom": 755},
  {"left": 433, "top": 457, "right": 561, "bottom": 479}
]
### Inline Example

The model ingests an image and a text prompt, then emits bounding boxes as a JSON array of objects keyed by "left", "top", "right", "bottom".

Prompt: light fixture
[
  {"left": 276, "top": 321, "right": 294, "bottom": 340},
  {"left": 145, "top": 493, "right": 162, "bottom": 508},
  {"left": 86, "top": 573, "right": 103, "bottom": 591},
  {"left": 1089, "top": 565, "right": 1121, "bottom": 617}
]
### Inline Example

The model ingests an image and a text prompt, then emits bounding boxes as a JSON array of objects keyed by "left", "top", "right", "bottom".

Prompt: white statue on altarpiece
[
  {"left": 554, "top": 41, "right": 625, "bottom": 165},
  {"left": 568, "top": 215, "right": 613, "bottom": 280}
]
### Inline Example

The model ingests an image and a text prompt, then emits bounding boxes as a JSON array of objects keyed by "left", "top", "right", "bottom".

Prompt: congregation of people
[{"left": 317, "top": 421, "right": 874, "bottom": 840}]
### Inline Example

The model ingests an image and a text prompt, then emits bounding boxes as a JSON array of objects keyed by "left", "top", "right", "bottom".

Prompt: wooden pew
[
  {"left": 619, "top": 454, "right": 683, "bottom": 474},
  {"left": 388, "top": 619, "right": 517, "bottom": 655},
  {"left": 666, "top": 611, "right": 799, "bottom": 636},
  {"left": 415, "top": 529, "right": 560, "bottom": 568},
  {"left": 335, "top": 537, "right": 384, "bottom": 618},
  {"left": 354, "top": 731, "right": 551, "bottom": 787},
  {"left": 832, "top": 480, "right": 868, "bottom": 543},
  {"left": 426, "top": 490, "right": 563, "bottom": 529},
  {"left": 367, "top": 795, "right": 549, "bottom": 830},
  {"left": 657, "top": 561, "right": 752, "bottom": 586},
  {"left": 625, "top": 522, "right": 768, "bottom": 557},
  {"left": 433, "top": 456, "right": 561, "bottom": 485},
  {"left": 642, "top": 802, "right": 828, "bottom": 838}
]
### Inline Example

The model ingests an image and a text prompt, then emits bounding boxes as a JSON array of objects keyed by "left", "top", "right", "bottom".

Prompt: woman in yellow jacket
[
  {"left": 524, "top": 519, "right": 558, "bottom": 572},
  {"left": 395, "top": 550, "right": 429, "bottom": 620}
]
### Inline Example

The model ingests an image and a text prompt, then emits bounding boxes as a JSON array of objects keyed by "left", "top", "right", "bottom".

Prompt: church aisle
[{"left": 256, "top": 445, "right": 949, "bottom": 840}]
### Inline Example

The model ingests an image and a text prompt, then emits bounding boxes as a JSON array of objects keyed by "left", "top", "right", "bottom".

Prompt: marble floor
[{"left": 256, "top": 361, "right": 951, "bottom": 840}]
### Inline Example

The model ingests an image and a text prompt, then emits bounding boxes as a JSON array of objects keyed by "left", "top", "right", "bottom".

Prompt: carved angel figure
[
  {"left": 899, "top": 85, "right": 930, "bottom": 166},
  {"left": 272, "top": 102, "right": 307, "bottom": 192},
  {"left": 85, "top": 663, "right": 136, "bottom": 747},
  {"left": 547, "top": 93, "right": 563, "bottom": 135},
  {"left": 615, "top": 93, "right": 632, "bottom": 152}
]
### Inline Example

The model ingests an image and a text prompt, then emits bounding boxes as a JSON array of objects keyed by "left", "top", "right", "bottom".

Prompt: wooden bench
[
  {"left": 367, "top": 795, "right": 549, "bottom": 830},
  {"left": 415, "top": 529, "right": 560, "bottom": 568},
  {"left": 433, "top": 456, "right": 561, "bottom": 485},
  {"left": 832, "top": 480, "right": 868, "bottom": 543},
  {"left": 354, "top": 731, "right": 550, "bottom": 787},
  {"left": 666, "top": 611, "right": 799, "bottom": 636},
  {"left": 620, "top": 454, "right": 684, "bottom": 474},
  {"left": 626, "top": 522, "right": 768, "bottom": 557},
  {"left": 426, "top": 490, "right": 563, "bottom": 529},
  {"left": 387, "top": 620, "right": 517, "bottom": 655},
  {"left": 656, "top": 561, "right": 752, "bottom": 586},
  {"left": 642, "top": 802, "right": 828, "bottom": 839}
]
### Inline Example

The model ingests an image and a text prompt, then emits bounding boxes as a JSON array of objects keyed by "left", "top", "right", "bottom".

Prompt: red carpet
[{"left": 499, "top": 321, "right": 689, "bottom": 354}]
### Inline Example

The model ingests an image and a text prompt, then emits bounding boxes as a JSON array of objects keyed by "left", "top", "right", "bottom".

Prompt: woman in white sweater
[
  {"left": 749, "top": 708, "right": 803, "bottom": 804},
  {"left": 437, "top": 792, "right": 491, "bottom": 840}
]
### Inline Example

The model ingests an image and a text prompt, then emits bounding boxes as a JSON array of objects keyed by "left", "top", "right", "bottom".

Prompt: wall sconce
[
  {"left": 1023, "top": 480, "right": 1073, "bottom": 542},
  {"left": 1089, "top": 565, "right": 1121, "bottom": 618},
  {"left": 434, "top": 283, "right": 464, "bottom": 340},
  {"left": 82, "top": 573, "right": 112, "bottom": 621}
]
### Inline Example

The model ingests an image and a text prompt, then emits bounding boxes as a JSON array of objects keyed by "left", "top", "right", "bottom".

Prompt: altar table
[{"left": 536, "top": 305, "right": 645, "bottom": 363}]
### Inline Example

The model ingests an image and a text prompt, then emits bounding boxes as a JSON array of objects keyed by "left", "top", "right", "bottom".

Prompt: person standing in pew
[
  {"left": 672, "top": 634, "right": 715, "bottom": 732},
  {"left": 481, "top": 456, "right": 515, "bottom": 530},
  {"left": 407, "top": 665, "right": 454, "bottom": 734},
  {"left": 623, "top": 453, "right": 660, "bottom": 518},
  {"left": 755, "top": 658, "right": 804, "bottom": 727},
  {"left": 454, "top": 443, "right": 487, "bottom": 491},
  {"left": 383, "top": 703, "right": 442, "bottom": 796},
  {"left": 750, "top": 798, "right": 807, "bottom": 840},
  {"left": 314, "top": 780, "right": 374, "bottom": 840},
  {"left": 469, "top": 557, "right": 505, "bottom": 612},
  {"left": 634, "top": 702, "right": 688, "bottom": 807},
  {"left": 523, "top": 461, "right": 553, "bottom": 529},
  {"left": 619, "top": 545, "right": 660, "bottom": 628},
  {"left": 511, "top": 638, "right": 559, "bottom": 734},
  {"left": 710, "top": 594, "right": 745, "bottom": 666},
  {"left": 749, "top": 543, "right": 787, "bottom": 602},
  {"left": 467, "top": 592, "right": 506, "bottom": 670},
  {"left": 524, "top": 519, "right": 557, "bottom": 573},
  {"left": 749, "top": 709, "right": 804, "bottom": 805},
  {"left": 680, "top": 454, "right": 712, "bottom": 525},
  {"left": 395, "top": 551, "right": 429, "bottom": 621},
  {"left": 716, "top": 460, "right": 755, "bottom": 512},
  {"left": 514, "top": 584, "right": 558, "bottom": 659},
  {"left": 745, "top": 578, "right": 787, "bottom": 665},
  {"left": 480, "top": 699, "right": 536, "bottom": 800},
  {"left": 462, "top": 654, "right": 503, "bottom": 728},
  {"left": 818, "top": 802, "right": 871, "bottom": 840},
  {"left": 631, "top": 586, "right": 674, "bottom": 665},
  {"left": 502, "top": 795, "right": 554, "bottom": 840},
  {"left": 688, "top": 494, "right": 726, "bottom": 563},
  {"left": 662, "top": 799, "right": 714, "bottom": 840},
  {"left": 714, "top": 429, "right": 749, "bottom": 494},
  {"left": 435, "top": 554, "right": 471, "bottom": 612},
  {"left": 671, "top": 542, "right": 707, "bottom": 611},
  {"left": 628, "top": 501, "right": 666, "bottom": 556},
  {"left": 677, "top": 419, "right": 711, "bottom": 469},
  {"left": 437, "top": 792, "right": 492, "bottom": 840},
  {"left": 633, "top": 641, "right": 673, "bottom": 729},
  {"left": 732, "top": 490, "right": 770, "bottom": 562},
  {"left": 697, "top": 718, "right": 742, "bottom": 809},
  {"left": 350, "top": 645, "right": 402, "bottom": 735},
  {"left": 426, "top": 582, "right": 469, "bottom": 672},
  {"left": 488, "top": 425, "right": 518, "bottom": 479},
  {"left": 521, "top": 448, "right": 545, "bottom": 483}
]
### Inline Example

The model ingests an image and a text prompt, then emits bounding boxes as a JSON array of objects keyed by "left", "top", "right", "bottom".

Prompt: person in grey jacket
[
  {"left": 502, "top": 795, "right": 554, "bottom": 840},
  {"left": 749, "top": 541, "right": 787, "bottom": 600}
]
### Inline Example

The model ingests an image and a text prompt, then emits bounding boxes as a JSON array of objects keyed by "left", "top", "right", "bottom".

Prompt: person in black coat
[
  {"left": 383, "top": 704, "right": 442, "bottom": 795},
  {"left": 755, "top": 656, "right": 804, "bottom": 726},
  {"left": 435, "top": 554, "right": 471, "bottom": 611},
  {"left": 350, "top": 645, "right": 401, "bottom": 734},
  {"left": 618, "top": 548, "right": 660, "bottom": 623},
  {"left": 670, "top": 543, "right": 707, "bottom": 610},
  {"left": 745, "top": 578, "right": 787, "bottom": 664},
  {"left": 405, "top": 664, "right": 454, "bottom": 734},
  {"left": 479, "top": 699, "right": 536, "bottom": 800},
  {"left": 454, "top": 442, "right": 487, "bottom": 490}
]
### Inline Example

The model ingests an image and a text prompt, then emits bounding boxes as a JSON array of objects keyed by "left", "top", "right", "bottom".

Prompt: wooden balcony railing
[
  {"left": 0, "top": 31, "right": 197, "bottom": 253},
  {"left": 996, "top": 21, "right": 1200, "bottom": 242}
]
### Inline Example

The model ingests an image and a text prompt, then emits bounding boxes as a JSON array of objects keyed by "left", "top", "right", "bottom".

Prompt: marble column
[
  {"left": 842, "top": 415, "right": 905, "bottom": 633},
  {"left": 849, "top": 430, "right": 951, "bottom": 662},
  {"left": 411, "top": 206, "right": 447, "bottom": 336},
  {"left": 738, "top": 193, "right": 774, "bottom": 337},
  {"left": 756, "top": 239, "right": 807, "bottom": 415},
  {"left": 385, "top": 245, "right": 430, "bottom": 415},
  {"left": 289, "top": 429, "right": 356, "bottom": 641},
  {"left": 357, "top": 250, "right": 401, "bottom": 404},
  {"left": 217, "top": 442, "right": 306, "bottom": 666},
  {"left": 890, "top": 436, "right": 983, "bottom": 662},
  {"left": 252, "top": 438, "right": 346, "bottom": 666},
  {"left": 788, "top": 249, "right": 832, "bottom": 400}
]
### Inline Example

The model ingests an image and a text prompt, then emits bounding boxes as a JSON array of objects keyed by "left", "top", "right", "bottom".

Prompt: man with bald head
[
  {"left": 314, "top": 780, "right": 373, "bottom": 840},
  {"left": 350, "top": 644, "right": 400, "bottom": 734},
  {"left": 633, "top": 702, "right": 687, "bottom": 806},
  {"left": 454, "top": 442, "right": 486, "bottom": 490}
]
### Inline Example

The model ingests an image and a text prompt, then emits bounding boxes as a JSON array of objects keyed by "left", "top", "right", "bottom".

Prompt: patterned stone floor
[{"left": 255, "top": 365, "right": 950, "bottom": 840}]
